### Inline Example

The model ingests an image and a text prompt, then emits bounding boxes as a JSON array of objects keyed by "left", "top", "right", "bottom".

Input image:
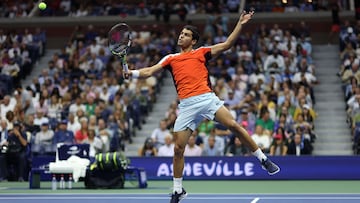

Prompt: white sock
[
  {"left": 252, "top": 148, "right": 267, "bottom": 162},
  {"left": 173, "top": 177, "right": 183, "bottom": 193}
]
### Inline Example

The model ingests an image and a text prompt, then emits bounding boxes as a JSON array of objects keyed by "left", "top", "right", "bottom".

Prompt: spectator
[
  {"left": 226, "top": 0, "right": 240, "bottom": 12},
  {"left": 341, "top": 59, "right": 360, "bottom": 84},
  {"left": 293, "top": 104, "right": 316, "bottom": 126},
  {"left": 275, "top": 112, "right": 294, "bottom": 136},
  {"left": 151, "top": 119, "right": 170, "bottom": 148},
  {"left": 33, "top": 109, "right": 49, "bottom": 128},
  {"left": 23, "top": 114, "right": 40, "bottom": 135},
  {"left": 202, "top": 135, "right": 223, "bottom": 156},
  {"left": 162, "top": 1, "right": 172, "bottom": 23},
  {"left": 69, "top": 96, "right": 86, "bottom": 117},
  {"left": 1, "top": 58, "right": 20, "bottom": 80},
  {"left": 184, "top": 134, "right": 203, "bottom": 156},
  {"left": 263, "top": 49, "right": 285, "bottom": 73},
  {"left": 270, "top": 24, "right": 283, "bottom": 39},
  {"left": 0, "top": 120, "right": 8, "bottom": 181},
  {"left": 87, "top": 129, "right": 104, "bottom": 157},
  {"left": 175, "top": 2, "right": 187, "bottom": 22},
  {"left": 157, "top": 133, "right": 174, "bottom": 157},
  {"left": 300, "top": 2, "right": 314, "bottom": 12},
  {"left": 225, "top": 136, "right": 250, "bottom": 156},
  {"left": 47, "top": 94, "right": 62, "bottom": 123},
  {"left": 0, "top": 95, "right": 16, "bottom": 120},
  {"left": 251, "top": 125, "right": 272, "bottom": 153},
  {"left": 0, "top": 121, "right": 28, "bottom": 181},
  {"left": 34, "top": 96, "right": 48, "bottom": 116},
  {"left": 301, "top": 104, "right": 316, "bottom": 129},
  {"left": 14, "top": 85, "right": 35, "bottom": 116},
  {"left": 269, "top": 127, "right": 288, "bottom": 156},
  {"left": 85, "top": 93, "right": 96, "bottom": 116},
  {"left": 96, "top": 118, "right": 112, "bottom": 152},
  {"left": 150, "top": 2, "right": 163, "bottom": 21},
  {"left": 67, "top": 113, "right": 81, "bottom": 134},
  {"left": 190, "top": 129, "right": 204, "bottom": 148},
  {"left": 53, "top": 119, "right": 74, "bottom": 145},
  {"left": 298, "top": 21, "right": 311, "bottom": 39},
  {"left": 256, "top": 108, "right": 275, "bottom": 134},
  {"left": 74, "top": 117, "right": 89, "bottom": 144},
  {"left": 287, "top": 133, "right": 313, "bottom": 156},
  {"left": 197, "top": 119, "right": 214, "bottom": 137},
  {"left": 328, "top": 1, "right": 341, "bottom": 44},
  {"left": 138, "top": 137, "right": 157, "bottom": 157},
  {"left": 33, "top": 122, "right": 55, "bottom": 155}
]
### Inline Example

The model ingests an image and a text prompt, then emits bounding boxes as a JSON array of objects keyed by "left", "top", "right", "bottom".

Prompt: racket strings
[{"left": 108, "top": 24, "right": 132, "bottom": 56}]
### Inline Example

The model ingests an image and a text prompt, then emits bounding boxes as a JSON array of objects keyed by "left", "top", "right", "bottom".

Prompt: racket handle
[
  {"left": 122, "top": 57, "right": 129, "bottom": 73},
  {"left": 122, "top": 62, "right": 129, "bottom": 73}
]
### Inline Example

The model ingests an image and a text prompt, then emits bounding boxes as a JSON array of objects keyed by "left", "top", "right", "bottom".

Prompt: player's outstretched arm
[
  {"left": 210, "top": 10, "right": 254, "bottom": 57},
  {"left": 125, "top": 63, "right": 163, "bottom": 79}
]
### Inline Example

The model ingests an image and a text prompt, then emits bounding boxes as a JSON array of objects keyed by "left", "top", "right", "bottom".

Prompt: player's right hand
[{"left": 123, "top": 71, "right": 130, "bottom": 79}]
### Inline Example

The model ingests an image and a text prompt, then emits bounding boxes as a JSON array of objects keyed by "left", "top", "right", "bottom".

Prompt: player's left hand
[{"left": 239, "top": 10, "right": 254, "bottom": 25}]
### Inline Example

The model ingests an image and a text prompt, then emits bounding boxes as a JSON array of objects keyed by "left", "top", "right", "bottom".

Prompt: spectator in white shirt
[
  {"left": 251, "top": 125, "right": 272, "bottom": 153},
  {"left": 184, "top": 134, "right": 202, "bottom": 156},
  {"left": 33, "top": 109, "right": 49, "bottom": 127},
  {"left": 67, "top": 113, "right": 81, "bottom": 134},
  {"left": 69, "top": 96, "right": 86, "bottom": 115},
  {"left": 33, "top": 122, "right": 55, "bottom": 154},
  {"left": 151, "top": 119, "right": 170, "bottom": 148},
  {"left": 0, "top": 95, "right": 16, "bottom": 120},
  {"left": 157, "top": 134, "right": 175, "bottom": 157},
  {"left": 2, "top": 58, "right": 20, "bottom": 77},
  {"left": 264, "top": 49, "right": 285, "bottom": 73}
]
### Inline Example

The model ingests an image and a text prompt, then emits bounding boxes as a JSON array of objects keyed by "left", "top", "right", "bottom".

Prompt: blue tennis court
[{"left": 1, "top": 193, "right": 360, "bottom": 203}]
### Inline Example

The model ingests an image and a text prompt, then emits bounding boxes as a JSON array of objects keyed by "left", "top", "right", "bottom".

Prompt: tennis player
[{"left": 127, "top": 10, "right": 280, "bottom": 203}]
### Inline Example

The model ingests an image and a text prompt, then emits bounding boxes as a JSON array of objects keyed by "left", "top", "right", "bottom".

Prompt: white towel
[{"left": 49, "top": 155, "right": 90, "bottom": 182}]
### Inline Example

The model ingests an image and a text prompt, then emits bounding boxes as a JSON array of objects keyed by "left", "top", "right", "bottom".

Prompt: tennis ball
[{"left": 38, "top": 2, "right": 47, "bottom": 10}]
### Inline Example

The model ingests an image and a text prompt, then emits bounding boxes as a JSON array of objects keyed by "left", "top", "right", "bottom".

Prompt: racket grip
[{"left": 122, "top": 61, "right": 129, "bottom": 73}]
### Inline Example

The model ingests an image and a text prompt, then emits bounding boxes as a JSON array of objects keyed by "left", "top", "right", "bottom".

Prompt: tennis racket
[{"left": 108, "top": 23, "right": 132, "bottom": 74}]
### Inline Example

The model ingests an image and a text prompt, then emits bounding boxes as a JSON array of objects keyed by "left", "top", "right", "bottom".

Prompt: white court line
[
  {"left": 1, "top": 196, "right": 360, "bottom": 200},
  {"left": 250, "top": 197, "right": 260, "bottom": 203}
]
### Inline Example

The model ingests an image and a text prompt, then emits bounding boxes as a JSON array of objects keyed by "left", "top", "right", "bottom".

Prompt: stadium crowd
[
  {"left": 0, "top": 0, "right": 354, "bottom": 182},
  {"left": 339, "top": 18, "right": 360, "bottom": 154},
  {"left": 0, "top": 1, "right": 348, "bottom": 19}
]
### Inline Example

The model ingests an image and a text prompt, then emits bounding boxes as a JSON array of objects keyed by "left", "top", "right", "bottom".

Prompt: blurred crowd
[
  {"left": 339, "top": 19, "right": 360, "bottom": 154},
  {"left": 0, "top": 26, "right": 45, "bottom": 181},
  {"left": 0, "top": 1, "right": 350, "bottom": 19}
]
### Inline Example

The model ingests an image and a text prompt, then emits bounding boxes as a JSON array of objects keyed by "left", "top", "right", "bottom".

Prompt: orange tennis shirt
[{"left": 159, "top": 47, "right": 213, "bottom": 99}]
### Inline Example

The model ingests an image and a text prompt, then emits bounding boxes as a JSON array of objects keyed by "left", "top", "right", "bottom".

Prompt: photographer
[
  {"left": 0, "top": 121, "right": 28, "bottom": 181},
  {"left": 0, "top": 119, "right": 9, "bottom": 181}
]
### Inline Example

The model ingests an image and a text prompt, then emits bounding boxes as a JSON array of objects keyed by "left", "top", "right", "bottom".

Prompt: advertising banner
[
  {"left": 32, "top": 155, "right": 360, "bottom": 180},
  {"left": 128, "top": 156, "right": 360, "bottom": 180}
]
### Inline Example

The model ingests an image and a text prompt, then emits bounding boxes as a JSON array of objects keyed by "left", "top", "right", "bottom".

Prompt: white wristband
[{"left": 132, "top": 70, "right": 140, "bottom": 78}]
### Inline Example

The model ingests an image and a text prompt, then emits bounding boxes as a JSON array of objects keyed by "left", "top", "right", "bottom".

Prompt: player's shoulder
[
  {"left": 159, "top": 53, "right": 181, "bottom": 64},
  {"left": 195, "top": 46, "right": 211, "bottom": 52}
]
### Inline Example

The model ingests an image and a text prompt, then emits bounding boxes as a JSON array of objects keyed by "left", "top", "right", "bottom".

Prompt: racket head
[{"left": 108, "top": 23, "right": 132, "bottom": 56}]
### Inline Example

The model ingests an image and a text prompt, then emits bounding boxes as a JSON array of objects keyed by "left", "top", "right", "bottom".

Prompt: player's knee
[{"left": 174, "top": 144, "right": 185, "bottom": 158}]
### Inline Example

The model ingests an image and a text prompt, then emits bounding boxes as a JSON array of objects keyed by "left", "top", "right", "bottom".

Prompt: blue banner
[
  {"left": 128, "top": 156, "right": 360, "bottom": 180},
  {"left": 31, "top": 156, "right": 360, "bottom": 180}
]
